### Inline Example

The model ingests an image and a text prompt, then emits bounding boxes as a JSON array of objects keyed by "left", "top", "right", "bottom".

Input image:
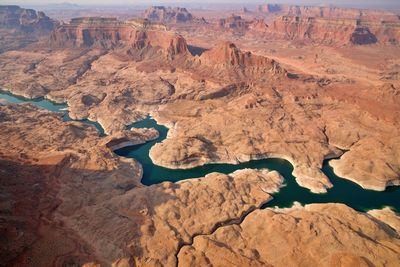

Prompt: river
[{"left": 1, "top": 90, "right": 399, "bottom": 212}]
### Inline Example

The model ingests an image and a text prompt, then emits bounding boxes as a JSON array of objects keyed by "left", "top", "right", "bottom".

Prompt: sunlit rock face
[
  {"left": 268, "top": 16, "right": 383, "bottom": 45},
  {"left": 50, "top": 17, "right": 188, "bottom": 58}
]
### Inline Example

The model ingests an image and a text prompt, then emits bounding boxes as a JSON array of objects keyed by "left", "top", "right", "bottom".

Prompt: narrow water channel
[{"left": 1, "top": 90, "right": 399, "bottom": 212}]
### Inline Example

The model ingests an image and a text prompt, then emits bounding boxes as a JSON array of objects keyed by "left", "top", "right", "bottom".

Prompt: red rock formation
[
  {"left": 257, "top": 4, "right": 400, "bottom": 22},
  {"left": 249, "top": 19, "right": 269, "bottom": 32},
  {"left": 143, "top": 6, "right": 193, "bottom": 23},
  {"left": 218, "top": 14, "right": 249, "bottom": 31},
  {"left": 269, "top": 16, "right": 399, "bottom": 45},
  {"left": 360, "top": 20, "right": 400, "bottom": 45},
  {"left": 196, "top": 42, "right": 286, "bottom": 81},
  {"left": 0, "top": 5, "right": 55, "bottom": 32},
  {"left": 50, "top": 17, "right": 188, "bottom": 58}
]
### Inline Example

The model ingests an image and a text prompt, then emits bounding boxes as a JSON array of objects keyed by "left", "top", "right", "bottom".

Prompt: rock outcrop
[
  {"left": 218, "top": 14, "right": 249, "bottom": 31},
  {"left": 0, "top": 5, "right": 55, "bottom": 32},
  {"left": 194, "top": 42, "right": 286, "bottom": 81},
  {"left": 50, "top": 17, "right": 188, "bottom": 59},
  {"left": 143, "top": 6, "right": 193, "bottom": 23},
  {"left": 178, "top": 203, "right": 400, "bottom": 266},
  {"left": 248, "top": 19, "right": 269, "bottom": 32},
  {"left": 269, "top": 16, "right": 400, "bottom": 45},
  {"left": 257, "top": 4, "right": 400, "bottom": 21},
  {"left": 0, "top": 5, "right": 56, "bottom": 53}
]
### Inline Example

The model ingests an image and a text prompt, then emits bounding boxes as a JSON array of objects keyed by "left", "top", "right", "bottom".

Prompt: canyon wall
[
  {"left": 257, "top": 4, "right": 400, "bottom": 21},
  {"left": 50, "top": 17, "right": 188, "bottom": 58},
  {"left": 269, "top": 16, "right": 400, "bottom": 45}
]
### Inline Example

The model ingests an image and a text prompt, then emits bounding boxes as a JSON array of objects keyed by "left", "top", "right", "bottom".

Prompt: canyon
[{"left": 0, "top": 3, "right": 400, "bottom": 267}]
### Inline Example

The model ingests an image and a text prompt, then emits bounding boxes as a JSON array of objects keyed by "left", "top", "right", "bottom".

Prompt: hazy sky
[{"left": 3, "top": 0, "right": 400, "bottom": 8}]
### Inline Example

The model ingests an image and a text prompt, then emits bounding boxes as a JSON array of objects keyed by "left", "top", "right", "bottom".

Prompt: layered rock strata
[
  {"left": 50, "top": 17, "right": 188, "bottom": 59},
  {"left": 269, "top": 16, "right": 400, "bottom": 45},
  {"left": 257, "top": 4, "right": 400, "bottom": 21}
]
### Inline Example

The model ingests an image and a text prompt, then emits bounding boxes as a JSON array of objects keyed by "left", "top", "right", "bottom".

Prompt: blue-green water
[
  {"left": 1, "top": 91, "right": 399, "bottom": 212},
  {"left": 0, "top": 90, "right": 105, "bottom": 136}
]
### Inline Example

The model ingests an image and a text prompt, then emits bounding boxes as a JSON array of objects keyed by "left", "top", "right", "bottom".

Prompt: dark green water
[{"left": 1, "top": 91, "right": 399, "bottom": 212}]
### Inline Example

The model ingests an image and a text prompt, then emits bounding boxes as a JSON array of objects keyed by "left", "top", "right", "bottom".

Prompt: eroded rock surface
[
  {"left": 66, "top": 168, "right": 283, "bottom": 266},
  {"left": 268, "top": 16, "right": 400, "bottom": 45},
  {"left": 0, "top": 103, "right": 285, "bottom": 266},
  {"left": 1, "top": 4, "right": 400, "bottom": 265},
  {"left": 0, "top": 103, "right": 157, "bottom": 266},
  {"left": 0, "top": 12, "right": 399, "bottom": 194},
  {"left": 178, "top": 203, "right": 400, "bottom": 267}
]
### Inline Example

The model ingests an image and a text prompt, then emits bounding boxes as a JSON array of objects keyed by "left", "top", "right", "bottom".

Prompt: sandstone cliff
[
  {"left": 257, "top": 4, "right": 400, "bottom": 21},
  {"left": 0, "top": 5, "right": 56, "bottom": 53},
  {"left": 183, "top": 41, "right": 287, "bottom": 86},
  {"left": 50, "top": 17, "right": 189, "bottom": 59},
  {"left": 269, "top": 16, "right": 399, "bottom": 45},
  {"left": 143, "top": 6, "right": 193, "bottom": 23},
  {"left": 196, "top": 41, "right": 285, "bottom": 80}
]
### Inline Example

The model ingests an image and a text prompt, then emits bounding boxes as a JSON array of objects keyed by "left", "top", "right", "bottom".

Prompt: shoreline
[{"left": 1, "top": 90, "right": 400, "bottom": 213}]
